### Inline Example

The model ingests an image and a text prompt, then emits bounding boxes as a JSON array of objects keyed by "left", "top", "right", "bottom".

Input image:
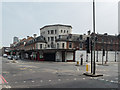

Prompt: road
[{"left": 0, "top": 56, "right": 119, "bottom": 88}]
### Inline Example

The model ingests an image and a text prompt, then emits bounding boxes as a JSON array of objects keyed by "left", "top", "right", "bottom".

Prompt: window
[
  {"left": 55, "top": 30, "right": 57, "bottom": 34},
  {"left": 62, "top": 43, "right": 65, "bottom": 48},
  {"left": 57, "top": 43, "right": 59, "bottom": 48},
  {"left": 69, "top": 42, "right": 72, "bottom": 48},
  {"left": 40, "top": 44, "right": 42, "bottom": 49},
  {"left": 80, "top": 42, "right": 82, "bottom": 48},
  {"left": 51, "top": 37, "right": 54, "bottom": 41},
  {"left": 48, "top": 37, "right": 50, "bottom": 41},
  {"left": 61, "top": 30, "right": 63, "bottom": 33},
  {"left": 67, "top": 30, "right": 68, "bottom": 33},
  {"left": 80, "top": 35, "right": 83, "bottom": 40},
  {"left": 48, "top": 30, "right": 50, "bottom": 34},
  {"left": 64, "top": 30, "right": 65, "bottom": 33},
  {"left": 40, "top": 53, "right": 43, "bottom": 59},
  {"left": 51, "top": 30, "right": 54, "bottom": 34},
  {"left": 69, "top": 35, "right": 72, "bottom": 39},
  {"left": 48, "top": 44, "right": 50, "bottom": 48},
  {"left": 55, "top": 36, "right": 57, "bottom": 40},
  {"left": 59, "top": 35, "right": 61, "bottom": 39},
  {"left": 36, "top": 44, "right": 38, "bottom": 49}
]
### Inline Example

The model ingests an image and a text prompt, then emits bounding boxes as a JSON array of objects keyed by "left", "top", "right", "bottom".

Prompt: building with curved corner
[{"left": 40, "top": 24, "right": 72, "bottom": 49}]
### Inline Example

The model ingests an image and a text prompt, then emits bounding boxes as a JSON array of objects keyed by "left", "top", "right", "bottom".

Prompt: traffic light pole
[
  {"left": 91, "top": 40, "right": 93, "bottom": 73},
  {"left": 93, "top": 0, "right": 96, "bottom": 75},
  {"left": 83, "top": 0, "right": 103, "bottom": 77}
]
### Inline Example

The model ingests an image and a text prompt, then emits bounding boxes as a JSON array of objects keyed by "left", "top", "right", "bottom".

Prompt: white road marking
[
  {"left": 83, "top": 78, "right": 85, "bottom": 80},
  {"left": 104, "top": 74, "right": 110, "bottom": 76},
  {"left": 113, "top": 81, "right": 118, "bottom": 83},
  {"left": 74, "top": 78, "right": 76, "bottom": 80},
  {"left": 115, "top": 78, "right": 118, "bottom": 80},
  {"left": 23, "top": 81, "right": 26, "bottom": 83},
  {"left": 32, "top": 81, "right": 35, "bottom": 82},
  {"left": 110, "top": 80, "right": 114, "bottom": 83},
  {"left": 99, "top": 78, "right": 104, "bottom": 81},
  {"left": 66, "top": 79, "right": 69, "bottom": 80},
  {"left": 40, "top": 80, "right": 43, "bottom": 82},
  {"left": 106, "top": 80, "right": 109, "bottom": 82},
  {"left": 15, "top": 82, "right": 18, "bottom": 83},
  {"left": 76, "top": 68, "right": 79, "bottom": 71},
  {"left": 13, "top": 74, "right": 16, "bottom": 76},
  {"left": 49, "top": 80, "right": 51, "bottom": 82},
  {"left": 93, "top": 78, "right": 98, "bottom": 80},
  {"left": 90, "top": 77, "right": 93, "bottom": 79},
  {"left": 3, "top": 85, "right": 11, "bottom": 88},
  {"left": 58, "top": 79, "right": 61, "bottom": 81}
]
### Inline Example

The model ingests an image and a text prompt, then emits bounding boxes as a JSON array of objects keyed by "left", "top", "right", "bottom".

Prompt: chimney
[
  {"left": 104, "top": 33, "right": 108, "bottom": 35},
  {"left": 88, "top": 30, "right": 91, "bottom": 35},
  {"left": 33, "top": 34, "right": 37, "bottom": 38},
  {"left": 27, "top": 36, "right": 29, "bottom": 39}
]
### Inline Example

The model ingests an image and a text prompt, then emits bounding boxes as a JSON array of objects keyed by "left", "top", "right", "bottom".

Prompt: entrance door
[
  {"left": 62, "top": 51, "right": 65, "bottom": 62},
  {"left": 44, "top": 53, "right": 55, "bottom": 61}
]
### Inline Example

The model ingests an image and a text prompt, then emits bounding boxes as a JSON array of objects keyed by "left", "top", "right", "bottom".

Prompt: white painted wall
[
  {"left": 56, "top": 51, "right": 62, "bottom": 62},
  {"left": 36, "top": 43, "right": 46, "bottom": 49},
  {"left": 66, "top": 52, "right": 73, "bottom": 61},
  {"left": 75, "top": 50, "right": 119, "bottom": 62}
]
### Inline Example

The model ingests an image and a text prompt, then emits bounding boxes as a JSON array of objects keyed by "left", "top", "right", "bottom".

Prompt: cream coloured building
[{"left": 40, "top": 24, "right": 72, "bottom": 49}]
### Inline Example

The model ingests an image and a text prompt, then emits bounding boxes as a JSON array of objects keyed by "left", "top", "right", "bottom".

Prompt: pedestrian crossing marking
[{"left": 0, "top": 74, "right": 8, "bottom": 84}]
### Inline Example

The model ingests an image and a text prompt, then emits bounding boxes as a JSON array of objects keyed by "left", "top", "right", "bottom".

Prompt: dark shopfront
[
  {"left": 25, "top": 50, "right": 44, "bottom": 61},
  {"left": 28, "top": 50, "right": 56, "bottom": 61}
]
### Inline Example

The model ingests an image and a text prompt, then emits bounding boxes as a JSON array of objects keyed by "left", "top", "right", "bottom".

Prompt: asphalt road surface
[{"left": 1, "top": 56, "right": 119, "bottom": 88}]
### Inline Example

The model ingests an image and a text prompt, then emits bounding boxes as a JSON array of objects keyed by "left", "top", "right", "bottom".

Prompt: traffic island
[
  {"left": 12, "top": 60, "right": 17, "bottom": 63},
  {"left": 83, "top": 73, "right": 103, "bottom": 77}
]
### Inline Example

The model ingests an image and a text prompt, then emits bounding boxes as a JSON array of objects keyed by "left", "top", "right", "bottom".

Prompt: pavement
[{"left": 0, "top": 56, "right": 119, "bottom": 88}]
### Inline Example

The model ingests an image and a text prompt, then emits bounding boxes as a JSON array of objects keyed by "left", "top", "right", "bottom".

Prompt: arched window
[
  {"left": 64, "top": 30, "right": 65, "bottom": 33},
  {"left": 67, "top": 30, "right": 68, "bottom": 33}
]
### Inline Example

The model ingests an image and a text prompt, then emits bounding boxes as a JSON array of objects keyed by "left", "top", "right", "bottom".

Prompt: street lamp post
[
  {"left": 115, "top": 36, "right": 117, "bottom": 62},
  {"left": 106, "top": 36, "right": 108, "bottom": 62},
  {"left": 93, "top": 0, "right": 96, "bottom": 75},
  {"left": 83, "top": 0, "right": 103, "bottom": 77},
  {"left": 102, "top": 37, "right": 104, "bottom": 65},
  {"left": 96, "top": 37, "right": 98, "bottom": 62}
]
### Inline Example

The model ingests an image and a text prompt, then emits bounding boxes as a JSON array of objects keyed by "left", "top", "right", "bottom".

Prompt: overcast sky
[{"left": 1, "top": 0, "right": 118, "bottom": 47}]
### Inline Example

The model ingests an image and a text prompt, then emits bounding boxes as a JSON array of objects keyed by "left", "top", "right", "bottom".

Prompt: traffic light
[
  {"left": 103, "top": 49, "right": 105, "bottom": 56},
  {"left": 85, "top": 37, "right": 90, "bottom": 53}
]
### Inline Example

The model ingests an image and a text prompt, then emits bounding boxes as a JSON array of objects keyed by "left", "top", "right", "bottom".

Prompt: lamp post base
[
  {"left": 97, "top": 64, "right": 109, "bottom": 66},
  {"left": 83, "top": 72, "right": 103, "bottom": 77}
]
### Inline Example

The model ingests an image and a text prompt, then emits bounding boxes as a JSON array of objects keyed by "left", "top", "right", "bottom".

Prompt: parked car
[
  {"left": 7, "top": 55, "right": 13, "bottom": 60},
  {"left": 3, "top": 54, "right": 7, "bottom": 58}
]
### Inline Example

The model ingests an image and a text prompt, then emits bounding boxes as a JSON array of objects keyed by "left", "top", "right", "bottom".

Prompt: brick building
[
  {"left": 10, "top": 24, "right": 119, "bottom": 62},
  {"left": 91, "top": 33, "right": 119, "bottom": 51}
]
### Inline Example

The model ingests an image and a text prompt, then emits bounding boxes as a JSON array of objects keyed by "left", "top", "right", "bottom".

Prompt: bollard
[
  {"left": 76, "top": 61, "right": 80, "bottom": 66},
  {"left": 81, "top": 58, "right": 83, "bottom": 65},
  {"left": 105, "top": 61, "right": 107, "bottom": 64},
  {"left": 86, "top": 63, "right": 91, "bottom": 73}
]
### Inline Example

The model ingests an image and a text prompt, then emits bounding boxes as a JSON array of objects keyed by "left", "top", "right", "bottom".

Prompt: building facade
[
  {"left": 91, "top": 33, "right": 119, "bottom": 51},
  {"left": 10, "top": 24, "right": 120, "bottom": 62},
  {"left": 40, "top": 24, "right": 72, "bottom": 49},
  {"left": 2, "top": 47, "right": 10, "bottom": 56}
]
